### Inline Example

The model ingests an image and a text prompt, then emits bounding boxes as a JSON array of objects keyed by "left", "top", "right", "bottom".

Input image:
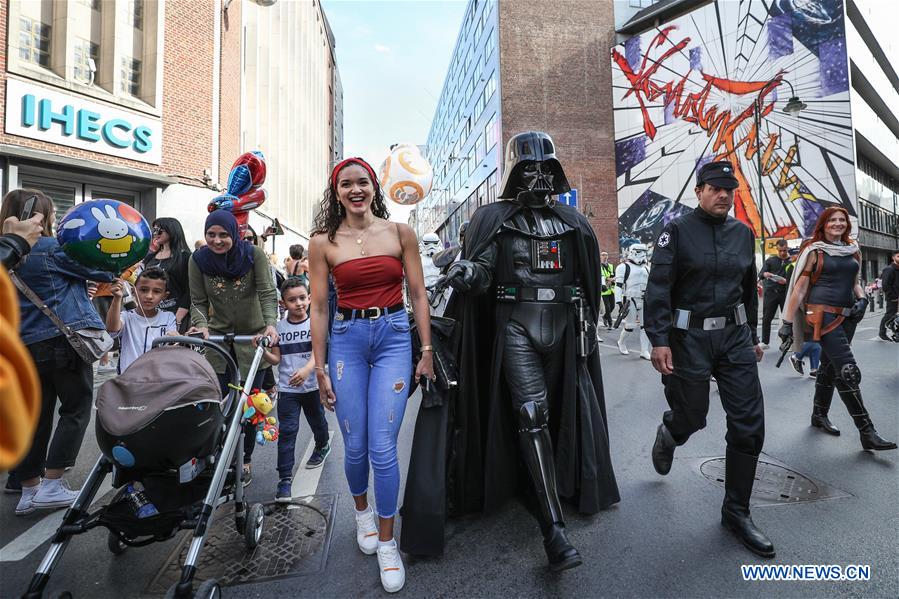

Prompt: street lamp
[
  {"left": 781, "top": 79, "right": 808, "bottom": 115},
  {"left": 754, "top": 79, "right": 805, "bottom": 254}
]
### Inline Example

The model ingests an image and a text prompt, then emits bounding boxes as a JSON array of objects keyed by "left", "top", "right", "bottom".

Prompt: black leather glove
[
  {"left": 445, "top": 260, "right": 477, "bottom": 293},
  {"left": 848, "top": 297, "right": 869, "bottom": 323},
  {"left": 777, "top": 321, "right": 794, "bottom": 346}
]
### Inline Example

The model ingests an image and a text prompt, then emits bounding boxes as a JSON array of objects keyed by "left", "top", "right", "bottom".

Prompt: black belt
[
  {"left": 336, "top": 303, "right": 405, "bottom": 320},
  {"left": 673, "top": 304, "right": 747, "bottom": 331},
  {"left": 496, "top": 285, "right": 582, "bottom": 303}
]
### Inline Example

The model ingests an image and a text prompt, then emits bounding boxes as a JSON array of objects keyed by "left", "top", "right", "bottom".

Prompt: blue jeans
[
  {"left": 328, "top": 309, "right": 412, "bottom": 518},
  {"left": 794, "top": 341, "right": 822, "bottom": 370},
  {"left": 277, "top": 391, "right": 329, "bottom": 479}
]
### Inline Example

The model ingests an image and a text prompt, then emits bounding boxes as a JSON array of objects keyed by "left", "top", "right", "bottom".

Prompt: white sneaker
[
  {"left": 15, "top": 484, "right": 40, "bottom": 516},
  {"left": 640, "top": 351, "right": 651, "bottom": 361},
  {"left": 617, "top": 340, "right": 629, "bottom": 355},
  {"left": 377, "top": 539, "right": 406, "bottom": 593},
  {"left": 32, "top": 478, "right": 79, "bottom": 509},
  {"left": 759, "top": 343, "right": 770, "bottom": 349},
  {"left": 355, "top": 506, "right": 379, "bottom": 555}
]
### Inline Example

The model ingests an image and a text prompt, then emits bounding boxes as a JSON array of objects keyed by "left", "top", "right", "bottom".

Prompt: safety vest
[{"left": 601, "top": 263, "right": 615, "bottom": 296}]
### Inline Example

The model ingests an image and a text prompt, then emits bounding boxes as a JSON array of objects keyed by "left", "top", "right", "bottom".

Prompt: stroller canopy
[{"left": 96, "top": 346, "right": 223, "bottom": 437}]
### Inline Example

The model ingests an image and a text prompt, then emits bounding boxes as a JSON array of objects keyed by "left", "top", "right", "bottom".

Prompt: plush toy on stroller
[{"left": 23, "top": 335, "right": 271, "bottom": 599}]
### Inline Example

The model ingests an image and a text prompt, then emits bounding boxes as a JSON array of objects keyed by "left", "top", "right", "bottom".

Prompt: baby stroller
[{"left": 23, "top": 335, "right": 270, "bottom": 599}]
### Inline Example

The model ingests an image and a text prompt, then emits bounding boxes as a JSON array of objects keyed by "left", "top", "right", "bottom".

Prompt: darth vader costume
[{"left": 401, "top": 132, "right": 619, "bottom": 571}]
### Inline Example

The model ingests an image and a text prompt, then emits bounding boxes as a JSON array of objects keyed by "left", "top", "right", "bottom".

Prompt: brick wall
[
  {"left": 498, "top": 0, "right": 620, "bottom": 259},
  {"left": 0, "top": 0, "right": 220, "bottom": 188},
  {"left": 218, "top": 0, "right": 242, "bottom": 184}
]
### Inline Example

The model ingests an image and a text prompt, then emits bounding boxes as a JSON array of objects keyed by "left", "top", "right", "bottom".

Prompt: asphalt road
[{"left": 1, "top": 310, "right": 896, "bottom": 598}]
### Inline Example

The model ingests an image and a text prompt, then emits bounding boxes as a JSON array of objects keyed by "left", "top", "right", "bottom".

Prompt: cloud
[{"left": 373, "top": 43, "right": 391, "bottom": 54}]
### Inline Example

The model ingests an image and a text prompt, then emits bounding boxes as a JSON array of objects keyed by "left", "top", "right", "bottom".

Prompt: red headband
[{"left": 331, "top": 157, "right": 378, "bottom": 190}]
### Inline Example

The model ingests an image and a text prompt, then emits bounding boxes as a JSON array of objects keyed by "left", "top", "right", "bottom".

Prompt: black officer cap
[{"left": 696, "top": 160, "right": 739, "bottom": 190}]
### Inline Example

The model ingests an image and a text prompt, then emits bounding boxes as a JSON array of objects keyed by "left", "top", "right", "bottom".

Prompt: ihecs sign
[{"left": 4, "top": 78, "right": 162, "bottom": 164}]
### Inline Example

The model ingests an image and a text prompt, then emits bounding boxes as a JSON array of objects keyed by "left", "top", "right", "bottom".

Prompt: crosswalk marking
[
  {"left": 291, "top": 430, "right": 335, "bottom": 499},
  {"left": 0, "top": 479, "right": 113, "bottom": 563}
]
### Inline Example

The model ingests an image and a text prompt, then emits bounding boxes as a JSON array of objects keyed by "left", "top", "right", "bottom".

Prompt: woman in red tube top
[{"left": 308, "top": 157, "right": 433, "bottom": 593}]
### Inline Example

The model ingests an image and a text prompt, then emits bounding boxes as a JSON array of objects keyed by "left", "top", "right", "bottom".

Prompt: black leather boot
[
  {"left": 811, "top": 375, "right": 840, "bottom": 436},
  {"left": 836, "top": 385, "right": 897, "bottom": 451},
  {"left": 721, "top": 450, "right": 775, "bottom": 558},
  {"left": 652, "top": 423, "right": 677, "bottom": 475},
  {"left": 518, "top": 402, "right": 582, "bottom": 572}
]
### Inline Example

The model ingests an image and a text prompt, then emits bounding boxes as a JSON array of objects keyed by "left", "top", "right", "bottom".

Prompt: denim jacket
[{"left": 14, "top": 237, "right": 116, "bottom": 346}]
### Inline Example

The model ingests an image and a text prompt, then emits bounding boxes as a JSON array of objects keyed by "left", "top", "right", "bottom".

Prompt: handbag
[{"left": 10, "top": 272, "right": 114, "bottom": 363}]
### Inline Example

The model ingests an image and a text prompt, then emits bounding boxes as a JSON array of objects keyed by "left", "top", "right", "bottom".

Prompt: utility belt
[
  {"left": 495, "top": 284, "right": 583, "bottom": 303},
  {"left": 335, "top": 303, "right": 405, "bottom": 321},
  {"left": 804, "top": 303, "right": 851, "bottom": 341},
  {"left": 673, "top": 304, "right": 747, "bottom": 331}
]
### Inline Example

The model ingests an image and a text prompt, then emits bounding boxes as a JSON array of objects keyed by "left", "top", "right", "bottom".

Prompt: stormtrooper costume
[
  {"left": 615, "top": 244, "right": 651, "bottom": 360},
  {"left": 420, "top": 232, "right": 442, "bottom": 289}
]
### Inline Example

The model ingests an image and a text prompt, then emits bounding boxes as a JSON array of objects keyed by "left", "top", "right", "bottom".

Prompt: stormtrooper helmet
[
  {"left": 420, "top": 232, "right": 441, "bottom": 257},
  {"left": 627, "top": 243, "right": 648, "bottom": 265}
]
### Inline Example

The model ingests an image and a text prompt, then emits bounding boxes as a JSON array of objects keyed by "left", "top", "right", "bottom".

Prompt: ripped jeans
[{"left": 329, "top": 309, "right": 412, "bottom": 518}]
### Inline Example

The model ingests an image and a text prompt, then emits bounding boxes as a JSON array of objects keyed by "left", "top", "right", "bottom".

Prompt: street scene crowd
[{"left": 1, "top": 139, "right": 898, "bottom": 597}]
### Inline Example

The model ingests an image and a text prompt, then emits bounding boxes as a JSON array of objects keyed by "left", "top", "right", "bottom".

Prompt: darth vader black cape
[{"left": 400, "top": 200, "right": 620, "bottom": 557}]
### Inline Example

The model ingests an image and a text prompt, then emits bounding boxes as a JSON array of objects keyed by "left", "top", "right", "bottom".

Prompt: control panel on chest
[{"left": 500, "top": 208, "right": 574, "bottom": 274}]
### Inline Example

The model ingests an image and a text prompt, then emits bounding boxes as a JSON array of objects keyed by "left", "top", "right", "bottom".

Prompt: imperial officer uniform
[{"left": 644, "top": 161, "right": 774, "bottom": 558}]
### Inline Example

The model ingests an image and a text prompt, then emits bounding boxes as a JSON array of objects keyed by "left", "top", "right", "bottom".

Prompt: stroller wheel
[
  {"left": 244, "top": 503, "right": 265, "bottom": 549},
  {"left": 107, "top": 530, "right": 127, "bottom": 555},
  {"left": 195, "top": 579, "right": 221, "bottom": 599}
]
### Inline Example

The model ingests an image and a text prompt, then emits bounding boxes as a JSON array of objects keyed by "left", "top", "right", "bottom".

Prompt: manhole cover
[
  {"left": 699, "top": 458, "right": 851, "bottom": 505},
  {"left": 147, "top": 494, "right": 337, "bottom": 593}
]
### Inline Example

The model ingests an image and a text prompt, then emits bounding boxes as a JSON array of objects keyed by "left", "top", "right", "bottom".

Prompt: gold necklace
[{"left": 348, "top": 223, "right": 372, "bottom": 255}]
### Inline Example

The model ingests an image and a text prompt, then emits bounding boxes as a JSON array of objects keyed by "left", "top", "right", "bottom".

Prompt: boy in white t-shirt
[
  {"left": 106, "top": 267, "right": 177, "bottom": 373},
  {"left": 261, "top": 279, "right": 331, "bottom": 503}
]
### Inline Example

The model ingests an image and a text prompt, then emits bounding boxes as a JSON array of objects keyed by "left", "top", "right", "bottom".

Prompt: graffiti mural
[{"left": 611, "top": 0, "right": 856, "bottom": 250}]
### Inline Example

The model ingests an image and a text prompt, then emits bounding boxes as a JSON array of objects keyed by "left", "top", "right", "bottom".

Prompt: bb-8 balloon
[{"left": 379, "top": 144, "right": 433, "bottom": 206}]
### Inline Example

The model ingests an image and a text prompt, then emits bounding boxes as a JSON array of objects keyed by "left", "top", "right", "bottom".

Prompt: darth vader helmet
[
  {"left": 498, "top": 131, "right": 571, "bottom": 207},
  {"left": 627, "top": 243, "right": 648, "bottom": 265}
]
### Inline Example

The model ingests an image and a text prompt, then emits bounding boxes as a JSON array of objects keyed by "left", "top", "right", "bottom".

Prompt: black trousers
[
  {"left": 816, "top": 313, "right": 857, "bottom": 384},
  {"left": 761, "top": 288, "right": 786, "bottom": 344},
  {"left": 880, "top": 299, "right": 898, "bottom": 336},
  {"left": 17, "top": 336, "right": 94, "bottom": 480},
  {"left": 502, "top": 320, "right": 564, "bottom": 413},
  {"left": 662, "top": 325, "right": 764, "bottom": 456},
  {"left": 601, "top": 294, "right": 615, "bottom": 328}
]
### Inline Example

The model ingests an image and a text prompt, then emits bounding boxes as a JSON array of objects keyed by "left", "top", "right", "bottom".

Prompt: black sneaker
[
  {"left": 305, "top": 443, "right": 331, "bottom": 469},
  {"left": 789, "top": 354, "right": 804, "bottom": 375}
]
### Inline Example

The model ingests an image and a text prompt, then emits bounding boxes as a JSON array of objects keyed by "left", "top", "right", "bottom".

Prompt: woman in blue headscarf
[{"left": 188, "top": 210, "right": 278, "bottom": 485}]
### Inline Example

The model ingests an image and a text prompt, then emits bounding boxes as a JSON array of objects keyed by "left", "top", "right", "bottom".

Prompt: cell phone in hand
[
  {"left": 20, "top": 195, "right": 36, "bottom": 221},
  {"left": 188, "top": 331, "right": 205, "bottom": 339}
]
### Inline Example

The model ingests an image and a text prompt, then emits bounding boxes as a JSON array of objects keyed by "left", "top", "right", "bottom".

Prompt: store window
[{"left": 19, "top": 16, "right": 51, "bottom": 67}]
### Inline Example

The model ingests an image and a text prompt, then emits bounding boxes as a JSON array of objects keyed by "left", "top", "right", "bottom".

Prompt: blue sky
[{"left": 321, "top": 0, "right": 467, "bottom": 219}]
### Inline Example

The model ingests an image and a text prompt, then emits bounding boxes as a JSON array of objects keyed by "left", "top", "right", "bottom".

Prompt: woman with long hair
[
  {"left": 781, "top": 206, "right": 895, "bottom": 450},
  {"left": 143, "top": 217, "right": 192, "bottom": 332},
  {"left": 308, "top": 157, "right": 434, "bottom": 593},
  {"left": 1, "top": 189, "right": 115, "bottom": 515}
]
